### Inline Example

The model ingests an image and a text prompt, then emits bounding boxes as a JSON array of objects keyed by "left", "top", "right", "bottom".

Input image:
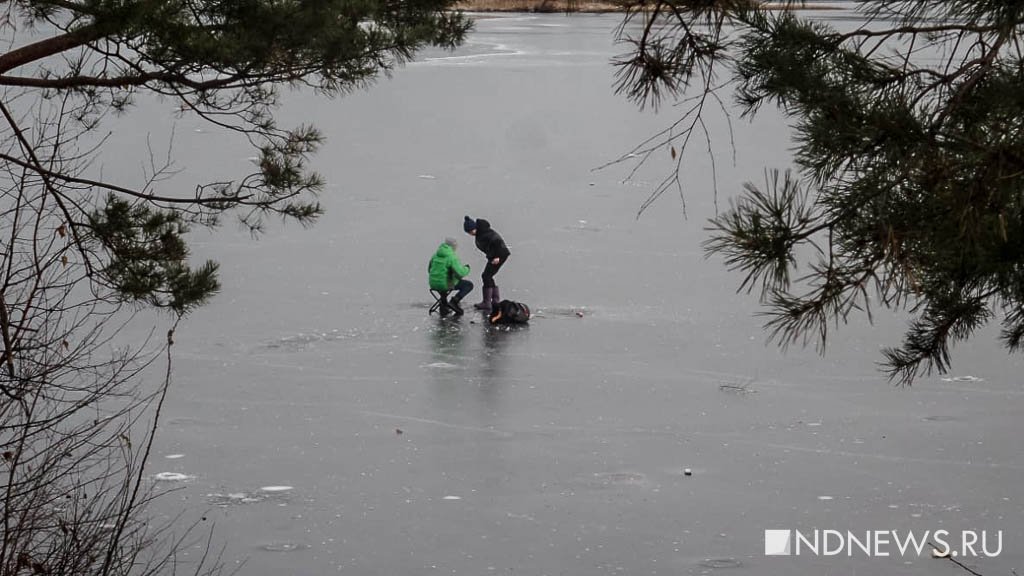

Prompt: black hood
[{"left": 472, "top": 218, "right": 510, "bottom": 260}]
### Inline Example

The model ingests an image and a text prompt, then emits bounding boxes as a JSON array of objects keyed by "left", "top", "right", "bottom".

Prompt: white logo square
[{"left": 765, "top": 530, "right": 792, "bottom": 556}]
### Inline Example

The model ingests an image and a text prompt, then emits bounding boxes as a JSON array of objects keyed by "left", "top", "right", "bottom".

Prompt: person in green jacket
[{"left": 428, "top": 237, "right": 473, "bottom": 316}]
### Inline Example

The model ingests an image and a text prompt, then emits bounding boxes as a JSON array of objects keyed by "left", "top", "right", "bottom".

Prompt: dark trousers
[
  {"left": 481, "top": 257, "right": 507, "bottom": 288},
  {"left": 449, "top": 279, "right": 473, "bottom": 302}
]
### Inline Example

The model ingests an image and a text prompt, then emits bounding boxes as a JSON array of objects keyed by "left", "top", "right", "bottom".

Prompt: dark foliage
[
  {"left": 0, "top": 0, "right": 469, "bottom": 573},
  {"left": 609, "top": 0, "right": 1024, "bottom": 384}
]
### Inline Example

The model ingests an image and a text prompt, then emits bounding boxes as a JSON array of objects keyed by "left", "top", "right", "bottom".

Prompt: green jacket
[{"left": 428, "top": 242, "right": 470, "bottom": 291}]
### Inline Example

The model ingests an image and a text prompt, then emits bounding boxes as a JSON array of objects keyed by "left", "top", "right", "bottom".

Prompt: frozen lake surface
[{"left": 129, "top": 12, "right": 1024, "bottom": 576}]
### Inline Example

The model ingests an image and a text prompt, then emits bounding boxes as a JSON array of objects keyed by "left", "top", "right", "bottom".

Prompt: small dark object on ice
[
  {"left": 489, "top": 300, "right": 531, "bottom": 325},
  {"left": 684, "top": 468, "right": 693, "bottom": 476},
  {"left": 575, "top": 310, "right": 584, "bottom": 317},
  {"left": 395, "top": 428, "right": 403, "bottom": 435}
]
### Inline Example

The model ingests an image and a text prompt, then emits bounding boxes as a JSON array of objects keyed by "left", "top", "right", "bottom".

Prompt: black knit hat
[{"left": 463, "top": 215, "right": 477, "bottom": 233}]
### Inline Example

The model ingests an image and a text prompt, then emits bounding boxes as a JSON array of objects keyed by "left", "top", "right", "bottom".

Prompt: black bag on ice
[{"left": 489, "top": 300, "right": 531, "bottom": 325}]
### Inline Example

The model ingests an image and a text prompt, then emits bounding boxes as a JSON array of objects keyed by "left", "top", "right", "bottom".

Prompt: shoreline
[{"left": 455, "top": 1, "right": 849, "bottom": 12}]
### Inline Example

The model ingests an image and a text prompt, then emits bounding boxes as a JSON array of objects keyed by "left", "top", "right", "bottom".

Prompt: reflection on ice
[
  {"left": 153, "top": 472, "right": 194, "bottom": 482},
  {"left": 697, "top": 557, "right": 743, "bottom": 569},
  {"left": 264, "top": 329, "right": 347, "bottom": 349},
  {"left": 717, "top": 380, "right": 757, "bottom": 395},
  {"left": 922, "top": 415, "right": 961, "bottom": 422},
  {"left": 263, "top": 328, "right": 394, "bottom": 350},
  {"left": 260, "top": 485, "right": 294, "bottom": 492},
  {"left": 422, "top": 361, "right": 459, "bottom": 369},
  {"left": 417, "top": 40, "right": 523, "bottom": 65},
  {"left": 258, "top": 542, "right": 309, "bottom": 553},
  {"left": 563, "top": 220, "right": 602, "bottom": 233},
  {"left": 590, "top": 471, "right": 649, "bottom": 489},
  {"left": 207, "top": 486, "right": 294, "bottom": 507},
  {"left": 532, "top": 306, "right": 589, "bottom": 319},
  {"left": 207, "top": 492, "right": 262, "bottom": 506}
]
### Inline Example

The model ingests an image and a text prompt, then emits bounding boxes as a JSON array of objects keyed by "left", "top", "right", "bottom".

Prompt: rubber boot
[
  {"left": 474, "top": 286, "right": 494, "bottom": 310},
  {"left": 449, "top": 294, "right": 464, "bottom": 317},
  {"left": 438, "top": 294, "right": 452, "bottom": 317},
  {"left": 491, "top": 286, "right": 501, "bottom": 305}
]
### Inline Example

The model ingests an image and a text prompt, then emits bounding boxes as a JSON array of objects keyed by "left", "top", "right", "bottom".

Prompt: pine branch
[{"left": 0, "top": 25, "right": 102, "bottom": 74}]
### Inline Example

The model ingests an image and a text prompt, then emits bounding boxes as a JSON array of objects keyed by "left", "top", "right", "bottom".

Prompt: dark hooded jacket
[{"left": 473, "top": 219, "right": 511, "bottom": 261}]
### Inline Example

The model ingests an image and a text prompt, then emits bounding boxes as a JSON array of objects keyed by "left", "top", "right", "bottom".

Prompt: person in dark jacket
[
  {"left": 428, "top": 237, "right": 473, "bottom": 316},
  {"left": 463, "top": 215, "right": 511, "bottom": 311}
]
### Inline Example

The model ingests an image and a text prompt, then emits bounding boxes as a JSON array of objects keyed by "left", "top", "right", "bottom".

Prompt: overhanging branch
[
  {"left": 0, "top": 151, "right": 256, "bottom": 206},
  {"left": 0, "top": 25, "right": 103, "bottom": 74}
]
